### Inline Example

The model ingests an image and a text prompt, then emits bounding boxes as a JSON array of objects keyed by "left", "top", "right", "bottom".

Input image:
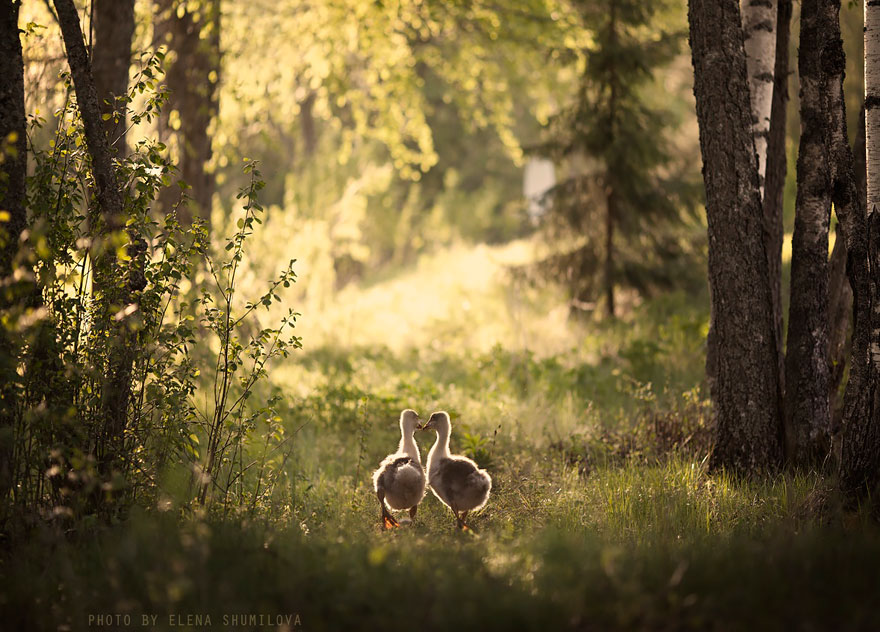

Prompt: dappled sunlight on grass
[{"left": 295, "top": 238, "right": 578, "bottom": 354}]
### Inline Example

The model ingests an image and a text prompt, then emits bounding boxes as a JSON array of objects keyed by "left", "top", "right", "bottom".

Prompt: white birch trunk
[
  {"left": 741, "top": 0, "right": 777, "bottom": 196},
  {"left": 867, "top": 0, "right": 880, "bottom": 367}
]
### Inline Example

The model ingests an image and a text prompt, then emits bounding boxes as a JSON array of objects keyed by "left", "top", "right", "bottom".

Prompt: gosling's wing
[
  {"left": 374, "top": 453, "right": 407, "bottom": 490},
  {"left": 381, "top": 455, "right": 420, "bottom": 487},
  {"left": 437, "top": 458, "right": 479, "bottom": 495}
]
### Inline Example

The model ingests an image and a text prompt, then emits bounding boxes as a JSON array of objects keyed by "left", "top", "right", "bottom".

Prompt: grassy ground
[{"left": 3, "top": 239, "right": 879, "bottom": 631}]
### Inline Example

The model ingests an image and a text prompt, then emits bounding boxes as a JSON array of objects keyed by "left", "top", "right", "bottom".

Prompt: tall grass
[{"left": 3, "top": 239, "right": 878, "bottom": 631}]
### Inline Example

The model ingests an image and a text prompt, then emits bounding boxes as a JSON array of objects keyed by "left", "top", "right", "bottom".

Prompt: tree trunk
[
  {"left": 92, "top": 0, "right": 135, "bottom": 153},
  {"left": 604, "top": 0, "right": 617, "bottom": 320},
  {"left": 836, "top": 0, "right": 880, "bottom": 496},
  {"left": 689, "top": 0, "right": 783, "bottom": 474},
  {"left": 54, "top": 0, "right": 144, "bottom": 495},
  {"left": 0, "top": 0, "right": 27, "bottom": 515},
  {"left": 155, "top": 0, "right": 221, "bottom": 228},
  {"left": 605, "top": 188, "right": 616, "bottom": 319},
  {"left": 784, "top": 0, "right": 832, "bottom": 466},
  {"left": 827, "top": 108, "right": 862, "bottom": 431},
  {"left": 742, "top": 0, "right": 777, "bottom": 197},
  {"left": 762, "top": 0, "right": 791, "bottom": 398}
]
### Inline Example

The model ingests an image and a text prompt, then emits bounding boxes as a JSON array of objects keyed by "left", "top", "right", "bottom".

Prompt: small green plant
[
  {"left": 190, "top": 159, "right": 301, "bottom": 511},
  {"left": 461, "top": 431, "right": 493, "bottom": 469}
]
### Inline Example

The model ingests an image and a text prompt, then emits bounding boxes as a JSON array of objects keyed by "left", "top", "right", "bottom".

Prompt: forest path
[{"left": 296, "top": 238, "right": 579, "bottom": 356}]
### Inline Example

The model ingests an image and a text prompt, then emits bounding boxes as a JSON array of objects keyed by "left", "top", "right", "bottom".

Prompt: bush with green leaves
[{"left": 2, "top": 62, "right": 301, "bottom": 528}]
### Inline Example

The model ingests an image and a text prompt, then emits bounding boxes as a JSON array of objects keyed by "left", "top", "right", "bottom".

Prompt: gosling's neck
[
  {"left": 399, "top": 428, "right": 421, "bottom": 463},
  {"left": 428, "top": 425, "right": 451, "bottom": 463}
]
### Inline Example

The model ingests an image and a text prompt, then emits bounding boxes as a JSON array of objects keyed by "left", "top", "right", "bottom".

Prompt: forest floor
[{"left": 4, "top": 238, "right": 880, "bottom": 631}]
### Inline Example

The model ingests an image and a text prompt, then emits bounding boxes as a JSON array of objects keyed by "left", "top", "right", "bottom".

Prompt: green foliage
[
  {"left": 211, "top": 0, "right": 583, "bottom": 281},
  {"left": 4, "top": 214, "right": 877, "bottom": 629},
  {"left": 534, "top": 0, "right": 703, "bottom": 311},
  {"left": 4, "top": 70, "right": 302, "bottom": 523}
]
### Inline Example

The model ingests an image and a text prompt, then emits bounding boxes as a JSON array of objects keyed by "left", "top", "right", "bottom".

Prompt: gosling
[
  {"left": 372, "top": 409, "right": 427, "bottom": 529},
  {"left": 421, "top": 411, "right": 491, "bottom": 530}
]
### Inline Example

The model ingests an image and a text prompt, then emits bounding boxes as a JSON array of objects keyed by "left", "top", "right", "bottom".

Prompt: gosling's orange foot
[{"left": 383, "top": 514, "right": 400, "bottom": 529}]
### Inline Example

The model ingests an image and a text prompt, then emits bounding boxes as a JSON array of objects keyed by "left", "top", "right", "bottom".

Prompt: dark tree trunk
[
  {"left": 155, "top": 0, "right": 221, "bottom": 228},
  {"left": 604, "top": 0, "right": 617, "bottom": 320},
  {"left": 605, "top": 188, "right": 616, "bottom": 319},
  {"left": 763, "top": 0, "right": 791, "bottom": 398},
  {"left": 0, "top": 1, "right": 25, "bottom": 276},
  {"left": 300, "top": 91, "right": 317, "bottom": 158},
  {"left": 54, "top": 0, "right": 144, "bottom": 493},
  {"left": 784, "top": 0, "right": 832, "bottom": 466},
  {"left": 54, "top": 0, "right": 125, "bottom": 234},
  {"left": 688, "top": 0, "right": 783, "bottom": 474},
  {"left": 0, "top": 0, "right": 27, "bottom": 514},
  {"left": 827, "top": 108, "right": 863, "bottom": 432},
  {"left": 831, "top": 0, "right": 880, "bottom": 497},
  {"left": 92, "top": 0, "right": 135, "bottom": 153}
]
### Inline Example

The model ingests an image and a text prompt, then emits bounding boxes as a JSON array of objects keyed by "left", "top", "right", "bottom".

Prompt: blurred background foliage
[{"left": 18, "top": 0, "right": 703, "bottom": 314}]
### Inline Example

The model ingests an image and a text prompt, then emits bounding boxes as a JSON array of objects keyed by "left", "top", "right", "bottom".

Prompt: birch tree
[
  {"left": 741, "top": 0, "right": 777, "bottom": 196},
  {"left": 762, "top": 0, "right": 791, "bottom": 385}
]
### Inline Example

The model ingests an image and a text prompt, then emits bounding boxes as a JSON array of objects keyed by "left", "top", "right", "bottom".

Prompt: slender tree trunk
[
  {"left": 300, "top": 91, "right": 317, "bottom": 158},
  {"left": 689, "top": 0, "right": 783, "bottom": 474},
  {"left": 605, "top": 188, "right": 615, "bottom": 319},
  {"left": 762, "top": 0, "right": 791, "bottom": 398},
  {"left": 0, "top": 0, "right": 26, "bottom": 515},
  {"left": 784, "top": 0, "right": 832, "bottom": 465},
  {"left": 155, "top": 0, "right": 221, "bottom": 228},
  {"left": 92, "top": 0, "right": 135, "bottom": 153},
  {"left": 836, "top": 0, "right": 880, "bottom": 496},
  {"left": 0, "top": 1, "right": 25, "bottom": 277},
  {"left": 742, "top": 0, "right": 777, "bottom": 196},
  {"left": 604, "top": 0, "right": 618, "bottom": 319},
  {"left": 54, "top": 0, "right": 125, "bottom": 235},
  {"left": 54, "top": 0, "right": 145, "bottom": 497},
  {"left": 827, "top": 108, "right": 862, "bottom": 430}
]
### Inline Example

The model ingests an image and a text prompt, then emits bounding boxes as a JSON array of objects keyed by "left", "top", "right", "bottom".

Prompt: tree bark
[
  {"left": 689, "top": 0, "right": 783, "bottom": 474},
  {"left": 0, "top": 0, "right": 26, "bottom": 515},
  {"left": 742, "top": 0, "right": 777, "bottom": 196},
  {"left": 604, "top": 0, "right": 618, "bottom": 319},
  {"left": 827, "top": 108, "right": 862, "bottom": 430},
  {"left": 155, "top": 0, "right": 221, "bottom": 228},
  {"left": 784, "top": 0, "right": 832, "bottom": 466},
  {"left": 604, "top": 187, "right": 616, "bottom": 319},
  {"left": 92, "top": 0, "right": 135, "bottom": 153},
  {"left": 54, "top": 0, "right": 144, "bottom": 492},
  {"left": 0, "top": 1, "right": 25, "bottom": 277},
  {"left": 762, "top": 0, "right": 791, "bottom": 398},
  {"left": 54, "top": 0, "right": 125, "bottom": 236},
  {"left": 835, "top": 0, "right": 880, "bottom": 496}
]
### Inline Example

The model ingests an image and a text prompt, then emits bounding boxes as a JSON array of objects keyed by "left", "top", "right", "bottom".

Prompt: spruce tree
[{"left": 537, "top": 0, "right": 698, "bottom": 318}]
